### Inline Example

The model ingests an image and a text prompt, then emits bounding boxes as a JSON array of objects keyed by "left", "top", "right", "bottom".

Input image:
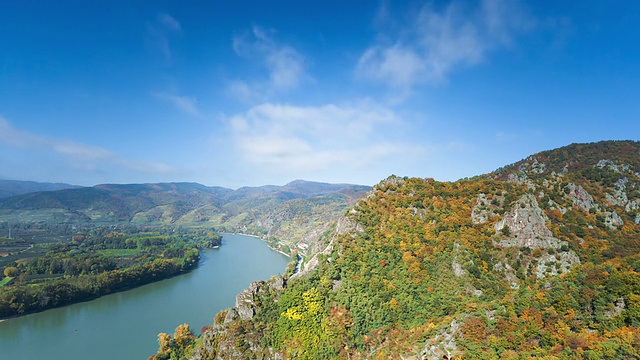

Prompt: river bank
[
  {"left": 0, "top": 234, "right": 290, "bottom": 360},
  {"left": 222, "top": 232, "right": 291, "bottom": 258},
  {"left": 0, "top": 253, "right": 200, "bottom": 320}
]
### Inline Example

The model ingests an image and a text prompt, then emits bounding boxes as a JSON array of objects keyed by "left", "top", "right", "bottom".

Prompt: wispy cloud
[
  {"left": 0, "top": 117, "right": 40, "bottom": 148},
  {"left": 0, "top": 117, "right": 176, "bottom": 174},
  {"left": 227, "top": 101, "right": 424, "bottom": 172},
  {"left": 495, "top": 131, "right": 517, "bottom": 141},
  {"left": 356, "top": 0, "right": 532, "bottom": 92},
  {"left": 227, "top": 80, "right": 265, "bottom": 104},
  {"left": 147, "top": 13, "right": 182, "bottom": 62},
  {"left": 158, "top": 13, "right": 181, "bottom": 32},
  {"left": 153, "top": 92, "right": 202, "bottom": 117},
  {"left": 229, "top": 26, "right": 308, "bottom": 101}
]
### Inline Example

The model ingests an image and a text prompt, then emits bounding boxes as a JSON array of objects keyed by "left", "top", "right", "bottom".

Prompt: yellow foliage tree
[
  {"left": 4, "top": 266, "right": 19, "bottom": 278},
  {"left": 156, "top": 332, "right": 172, "bottom": 358},
  {"left": 173, "top": 323, "right": 195, "bottom": 349}
]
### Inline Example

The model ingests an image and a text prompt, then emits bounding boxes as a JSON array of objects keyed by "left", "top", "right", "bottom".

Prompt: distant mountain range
[
  {"left": 0, "top": 179, "right": 81, "bottom": 198},
  {"left": 0, "top": 179, "right": 371, "bottom": 249}
]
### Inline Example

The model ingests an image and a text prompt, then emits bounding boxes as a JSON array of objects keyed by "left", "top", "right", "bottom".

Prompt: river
[{"left": 0, "top": 234, "right": 289, "bottom": 360}]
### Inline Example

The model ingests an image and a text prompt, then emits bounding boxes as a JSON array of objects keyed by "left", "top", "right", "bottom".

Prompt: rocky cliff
[{"left": 163, "top": 141, "right": 640, "bottom": 360}]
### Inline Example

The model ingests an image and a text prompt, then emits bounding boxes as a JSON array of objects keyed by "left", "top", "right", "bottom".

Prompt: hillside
[
  {"left": 0, "top": 182, "right": 231, "bottom": 223},
  {"left": 0, "top": 179, "right": 81, "bottom": 198},
  {"left": 174, "top": 141, "right": 640, "bottom": 360},
  {"left": 0, "top": 180, "right": 370, "bottom": 251},
  {"left": 217, "top": 181, "right": 370, "bottom": 254}
]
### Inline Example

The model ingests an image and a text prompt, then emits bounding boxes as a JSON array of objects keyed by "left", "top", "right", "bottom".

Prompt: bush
[{"left": 3, "top": 266, "right": 19, "bottom": 278}]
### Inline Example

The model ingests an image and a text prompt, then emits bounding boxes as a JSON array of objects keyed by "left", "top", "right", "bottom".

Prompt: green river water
[{"left": 0, "top": 234, "right": 289, "bottom": 360}]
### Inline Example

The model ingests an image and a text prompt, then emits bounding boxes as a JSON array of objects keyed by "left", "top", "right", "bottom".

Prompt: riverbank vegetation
[{"left": 0, "top": 226, "right": 221, "bottom": 319}]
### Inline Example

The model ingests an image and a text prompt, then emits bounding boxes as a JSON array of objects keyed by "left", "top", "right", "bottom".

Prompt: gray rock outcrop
[
  {"left": 535, "top": 251, "right": 581, "bottom": 279},
  {"left": 604, "top": 297, "right": 626, "bottom": 318},
  {"left": 452, "top": 243, "right": 465, "bottom": 277},
  {"left": 596, "top": 159, "right": 629, "bottom": 173},
  {"left": 566, "top": 183, "right": 597, "bottom": 212},
  {"left": 224, "top": 277, "right": 286, "bottom": 323},
  {"left": 604, "top": 211, "right": 624, "bottom": 229},
  {"left": 471, "top": 193, "right": 490, "bottom": 224},
  {"left": 494, "top": 194, "right": 566, "bottom": 249},
  {"left": 421, "top": 319, "right": 461, "bottom": 359}
]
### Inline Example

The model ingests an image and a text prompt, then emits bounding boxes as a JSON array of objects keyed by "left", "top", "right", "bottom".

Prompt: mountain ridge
[
  {"left": 0, "top": 179, "right": 371, "bottom": 251},
  {"left": 0, "top": 179, "right": 82, "bottom": 198},
  {"left": 0, "top": 179, "right": 367, "bottom": 212},
  {"left": 180, "top": 140, "right": 640, "bottom": 360}
]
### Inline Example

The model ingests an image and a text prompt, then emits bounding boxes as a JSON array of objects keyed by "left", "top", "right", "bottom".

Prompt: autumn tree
[
  {"left": 173, "top": 323, "right": 195, "bottom": 349},
  {"left": 4, "top": 266, "right": 18, "bottom": 278}
]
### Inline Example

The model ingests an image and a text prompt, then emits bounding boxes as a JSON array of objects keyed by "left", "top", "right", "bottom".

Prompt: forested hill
[
  {"left": 0, "top": 179, "right": 81, "bottom": 198},
  {"left": 0, "top": 180, "right": 370, "bottom": 251},
  {"left": 174, "top": 140, "right": 640, "bottom": 360}
]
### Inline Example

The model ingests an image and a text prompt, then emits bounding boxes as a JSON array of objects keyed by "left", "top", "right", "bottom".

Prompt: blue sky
[{"left": 1, "top": 1, "right": 639, "bottom": 188}]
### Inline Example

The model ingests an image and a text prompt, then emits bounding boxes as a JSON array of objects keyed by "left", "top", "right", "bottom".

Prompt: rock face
[
  {"left": 604, "top": 297, "right": 626, "bottom": 318},
  {"left": 421, "top": 319, "right": 461, "bottom": 359},
  {"left": 494, "top": 261, "right": 520, "bottom": 289},
  {"left": 224, "top": 277, "right": 286, "bottom": 323},
  {"left": 604, "top": 210, "right": 624, "bottom": 229},
  {"left": 566, "top": 183, "right": 597, "bottom": 212},
  {"left": 451, "top": 243, "right": 465, "bottom": 277},
  {"left": 193, "top": 277, "right": 287, "bottom": 360},
  {"left": 535, "top": 251, "right": 581, "bottom": 279},
  {"left": 291, "top": 208, "right": 366, "bottom": 280},
  {"left": 494, "top": 194, "right": 580, "bottom": 279},
  {"left": 336, "top": 209, "right": 365, "bottom": 236},
  {"left": 471, "top": 193, "right": 490, "bottom": 224},
  {"left": 596, "top": 159, "right": 629, "bottom": 173},
  {"left": 507, "top": 172, "right": 535, "bottom": 189},
  {"left": 494, "top": 194, "right": 566, "bottom": 249},
  {"left": 235, "top": 288, "right": 256, "bottom": 320}
]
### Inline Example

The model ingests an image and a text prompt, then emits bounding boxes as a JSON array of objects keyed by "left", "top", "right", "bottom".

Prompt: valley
[
  {"left": 1, "top": 141, "right": 639, "bottom": 359},
  {"left": 0, "top": 180, "right": 368, "bottom": 318}
]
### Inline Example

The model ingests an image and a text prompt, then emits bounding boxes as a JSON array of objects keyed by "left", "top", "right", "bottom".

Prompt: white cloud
[
  {"left": 265, "top": 46, "right": 305, "bottom": 89},
  {"left": 228, "top": 80, "right": 264, "bottom": 103},
  {"left": 227, "top": 101, "right": 424, "bottom": 173},
  {"left": 148, "top": 13, "right": 182, "bottom": 62},
  {"left": 51, "top": 141, "right": 113, "bottom": 162},
  {"left": 229, "top": 26, "right": 308, "bottom": 100},
  {"left": 357, "top": 0, "right": 532, "bottom": 90},
  {"left": 153, "top": 92, "right": 202, "bottom": 117},
  {"left": 358, "top": 44, "right": 426, "bottom": 88},
  {"left": 0, "top": 117, "right": 176, "bottom": 175},
  {"left": 158, "top": 13, "right": 181, "bottom": 32},
  {"left": 0, "top": 117, "right": 39, "bottom": 148}
]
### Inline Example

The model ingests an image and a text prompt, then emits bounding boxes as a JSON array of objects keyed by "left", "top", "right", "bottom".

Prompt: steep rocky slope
[
  {"left": 216, "top": 181, "right": 370, "bottom": 254},
  {"left": 164, "top": 141, "right": 640, "bottom": 360}
]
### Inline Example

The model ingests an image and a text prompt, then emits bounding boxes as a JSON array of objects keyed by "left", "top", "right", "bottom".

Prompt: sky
[{"left": 1, "top": 0, "right": 639, "bottom": 188}]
